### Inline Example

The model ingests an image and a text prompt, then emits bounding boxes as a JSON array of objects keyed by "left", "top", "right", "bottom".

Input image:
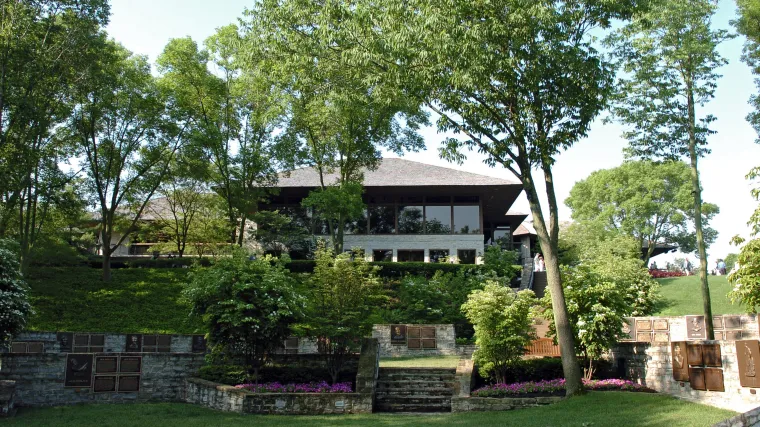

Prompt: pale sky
[{"left": 107, "top": 0, "right": 760, "bottom": 263}]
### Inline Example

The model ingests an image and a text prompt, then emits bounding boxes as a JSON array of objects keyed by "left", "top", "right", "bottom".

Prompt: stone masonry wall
[
  {"left": 4, "top": 331, "right": 200, "bottom": 354},
  {"left": 342, "top": 234, "right": 485, "bottom": 264},
  {"left": 611, "top": 342, "right": 760, "bottom": 412},
  {"left": 451, "top": 396, "right": 563, "bottom": 412},
  {"left": 0, "top": 352, "right": 204, "bottom": 407},
  {"left": 713, "top": 405, "right": 760, "bottom": 427},
  {"left": 372, "top": 324, "right": 457, "bottom": 356}
]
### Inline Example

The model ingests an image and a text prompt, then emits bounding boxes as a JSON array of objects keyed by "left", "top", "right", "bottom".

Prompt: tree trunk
[
  {"left": 687, "top": 83, "right": 714, "bottom": 340},
  {"left": 101, "top": 226, "right": 112, "bottom": 282},
  {"left": 523, "top": 171, "right": 584, "bottom": 397}
]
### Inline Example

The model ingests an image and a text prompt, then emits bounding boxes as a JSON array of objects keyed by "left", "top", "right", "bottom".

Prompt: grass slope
[
  {"left": 379, "top": 355, "right": 461, "bottom": 368},
  {"left": 7, "top": 392, "right": 735, "bottom": 427},
  {"left": 25, "top": 267, "right": 202, "bottom": 334},
  {"left": 653, "top": 275, "right": 745, "bottom": 316}
]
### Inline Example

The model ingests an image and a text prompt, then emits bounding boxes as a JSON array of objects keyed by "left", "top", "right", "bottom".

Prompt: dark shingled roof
[{"left": 275, "top": 158, "right": 519, "bottom": 188}]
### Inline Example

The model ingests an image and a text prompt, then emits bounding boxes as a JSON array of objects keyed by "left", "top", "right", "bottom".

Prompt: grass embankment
[
  {"left": 7, "top": 392, "right": 736, "bottom": 427},
  {"left": 25, "top": 267, "right": 202, "bottom": 334},
  {"left": 653, "top": 275, "right": 745, "bottom": 316},
  {"left": 379, "top": 355, "right": 461, "bottom": 368}
]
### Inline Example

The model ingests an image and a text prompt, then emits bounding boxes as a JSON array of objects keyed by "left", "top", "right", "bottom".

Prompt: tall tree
[
  {"left": 566, "top": 160, "right": 719, "bottom": 265},
  {"left": 289, "top": 0, "right": 647, "bottom": 395},
  {"left": 0, "top": 0, "right": 109, "bottom": 271},
  {"left": 606, "top": 0, "right": 731, "bottom": 339},
  {"left": 70, "top": 42, "right": 183, "bottom": 281},
  {"left": 735, "top": 0, "right": 760, "bottom": 140}
]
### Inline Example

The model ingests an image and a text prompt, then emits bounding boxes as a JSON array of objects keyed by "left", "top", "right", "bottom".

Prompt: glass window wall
[
  {"left": 425, "top": 205, "right": 451, "bottom": 234},
  {"left": 454, "top": 205, "right": 481, "bottom": 234},
  {"left": 397, "top": 205, "right": 423, "bottom": 234}
]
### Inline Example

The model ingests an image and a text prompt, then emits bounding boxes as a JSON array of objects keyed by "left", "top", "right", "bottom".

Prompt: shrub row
[
  {"left": 648, "top": 269, "right": 686, "bottom": 278},
  {"left": 471, "top": 378, "right": 655, "bottom": 397},
  {"left": 86, "top": 257, "right": 213, "bottom": 269}
]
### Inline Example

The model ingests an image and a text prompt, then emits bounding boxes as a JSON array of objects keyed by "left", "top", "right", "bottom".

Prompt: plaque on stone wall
[
  {"left": 28, "top": 342, "right": 44, "bottom": 353},
  {"left": 125, "top": 334, "right": 142, "bottom": 352},
  {"left": 671, "top": 342, "right": 689, "bottom": 381},
  {"left": 407, "top": 339, "right": 421, "bottom": 349},
  {"left": 120, "top": 356, "right": 141, "bottom": 373},
  {"left": 73, "top": 334, "right": 89, "bottom": 352},
  {"left": 714, "top": 331, "right": 725, "bottom": 341},
  {"left": 725, "top": 316, "right": 742, "bottom": 330},
  {"left": 689, "top": 367, "right": 706, "bottom": 391},
  {"left": 57, "top": 332, "right": 73, "bottom": 353},
  {"left": 118, "top": 375, "right": 140, "bottom": 392},
  {"left": 654, "top": 319, "right": 669, "bottom": 331},
  {"left": 64, "top": 354, "right": 94, "bottom": 388},
  {"left": 636, "top": 332, "right": 652, "bottom": 343},
  {"left": 93, "top": 376, "right": 117, "bottom": 393},
  {"left": 726, "top": 330, "right": 743, "bottom": 341},
  {"left": 713, "top": 316, "right": 725, "bottom": 330},
  {"left": 391, "top": 325, "right": 407, "bottom": 345},
  {"left": 191, "top": 335, "right": 207, "bottom": 353},
  {"left": 421, "top": 339, "right": 436, "bottom": 349},
  {"left": 736, "top": 340, "right": 760, "bottom": 388},
  {"left": 90, "top": 334, "right": 105, "bottom": 352},
  {"left": 421, "top": 327, "right": 436, "bottom": 339},
  {"left": 95, "top": 356, "right": 118, "bottom": 374},
  {"left": 143, "top": 335, "right": 171, "bottom": 352},
  {"left": 636, "top": 319, "right": 653, "bottom": 332},
  {"left": 653, "top": 332, "right": 670, "bottom": 343},
  {"left": 704, "top": 368, "right": 725, "bottom": 392},
  {"left": 10, "top": 342, "right": 26, "bottom": 353},
  {"left": 703, "top": 344, "right": 722, "bottom": 367},
  {"left": 408, "top": 327, "right": 420, "bottom": 339},
  {"left": 687, "top": 343, "right": 703, "bottom": 366},
  {"left": 686, "top": 316, "right": 707, "bottom": 340},
  {"left": 620, "top": 318, "right": 635, "bottom": 342}
]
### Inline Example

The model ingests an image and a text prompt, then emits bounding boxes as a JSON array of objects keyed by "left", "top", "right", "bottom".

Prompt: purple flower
[{"left": 471, "top": 378, "right": 652, "bottom": 397}]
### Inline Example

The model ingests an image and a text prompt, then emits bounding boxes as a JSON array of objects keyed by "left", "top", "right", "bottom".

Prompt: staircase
[
  {"left": 532, "top": 271, "right": 548, "bottom": 298},
  {"left": 374, "top": 367, "right": 456, "bottom": 413}
]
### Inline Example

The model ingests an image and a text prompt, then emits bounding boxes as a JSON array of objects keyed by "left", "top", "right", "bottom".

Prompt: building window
[
  {"left": 344, "top": 209, "right": 368, "bottom": 235},
  {"left": 373, "top": 249, "right": 393, "bottom": 262},
  {"left": 429, "top": 249, "right": 449, "bottom": 263},
  {"left": 454, "top": 205, "right": 481, "bottom": 234},
  {"left": 369, "top": 205, "right": 396, "bottom": 234},
  {"left": 458, "top": 249, "right": 476, "bottom": 265},
  {"left": 398, "top": 250, "right": 424, "bottom": 262},
  {"left": 493, "top": 226, "right": 511, "bottom": 248},
  {"left": 425, "top": 205, "right": 451, "bottom": 234},
  {"left": 398, "top": 205, "right": 423, "bottom": 234}
]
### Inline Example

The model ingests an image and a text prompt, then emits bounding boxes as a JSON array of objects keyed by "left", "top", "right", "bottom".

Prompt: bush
[
  {"left": 370, "top": 262, "right": 484, "bottom": 278},
  {"left": 649, "top": 269, "right": 685, "bottom": 278},
  {"left": 0, "top": 242, "right": 33, "bottom": 345},
  {"left": 471, "top": 378, "right": 655, "bottom": 397},
  {"left": 86, "top": 256, "right": 213, "bottom": 269}
]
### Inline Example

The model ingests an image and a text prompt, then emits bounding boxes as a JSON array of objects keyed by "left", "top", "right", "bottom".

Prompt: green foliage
[
  {"left": 251, "top": 210, "right": 314, "bottom": 259},
  {"left": 370, "top": 262, "right": 488, "bottom": 279},
  {"left": 184, "top": 251, "right": 303, "bottom": 379},
  {"left": 300, "top": 183, "right": 365, "bottom": 253},
  {"left": 728, "top": 239, "right": 760, "bottom": 313},
  {"left": 482, "top": 246, "right": 520, "bottom": 279},
  {"left": 735, "top": 0, "right": 760, "bottom": 141},
  {"left": 725, "top": 253, "right": 739, "bottom": 272},
  {"left": 462, "top": 283, "right": 537, "bottom": 384},
  {"left": 297, "top": 244, "right": 384, "bottom": 383},
  {"left": 197, "top": 364, "right": 356, "bottom": 386},
  {"left": 565, "top": 161, "right": 719, "bottom": 261},
  {"left": 0, "top": 243, "right": 33, "bottom": 345}
]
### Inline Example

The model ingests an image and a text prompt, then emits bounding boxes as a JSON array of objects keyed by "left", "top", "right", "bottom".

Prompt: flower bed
[
  {"left": 649, "top": 269, "right": 685, "bottom": 278},
  {"left": 234, "top": 381, "right": 353, "bottom": 393},
  {"left": 471, "top": 379, "right": 654, "bottom": 397}
]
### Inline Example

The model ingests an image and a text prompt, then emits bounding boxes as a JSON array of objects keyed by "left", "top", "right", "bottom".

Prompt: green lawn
[
  {"left": 25, "top": 267, "right": 202, "bottom": 334},
  {"left": 7, "top": 392, "right": 735, "bottom": 427},
  {"left": 653, "top": 275, "right": 746, "bottom": 316},
  {"left": 379, "top": 355, "right": 462, "bottom": 368}
]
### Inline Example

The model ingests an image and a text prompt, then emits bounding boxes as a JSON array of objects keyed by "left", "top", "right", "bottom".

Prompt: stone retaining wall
[
  {"left": 0, "top": 352, "right": 204, "bottom": 407},
  {"left": 611, "top": 342, "right": 760, "bottom": 412},
  {"left": 372, "top": 324, "right": 456, "bottom": 356},
  {"left": 451, "top": 396, "right": 563, "bottom": 412},
  {"left": 5, "top": 331, "right": 202, "bottom": 354},
  {"left": 184, "top": 378, "right": 372, "bottom": 414},
  {"left": 713, "top": 405, "right": 760, "bottom": 427}
]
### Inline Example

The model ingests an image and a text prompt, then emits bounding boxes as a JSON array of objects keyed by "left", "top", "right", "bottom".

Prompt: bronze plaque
[
  {"left": 408, "top": 327, "right": 420, "bottom": 339},
  {"left": 143, "top": 335, "right": 157, "bottom": 347},
  {"left": 57, "top": 333, "right": 73, "bottom": 353},
  {"left": 390, "top": 325, "right": 407, "bottom": 345},
  {"left": 636, "top": 332, "right": 652, "bottom": 343},
  {"left": 620, "top": 318, "right": 635, "bottom": 341},
  {"left": 713, "top": 316, "right": 725, "bottom": 330},
  {"left": 737, "top": 340, "right": 760, "bottom": 387},
  {"left": 421, "top": 327, "right": 436, "bottom": 339},
  {"left": 407, "top": 339, "right": 421, "bottom": 349},
  {"left": 120, "top": 356, "right": 141, "bottom": 373},
  {"left": 715, "top": 331, "right": 725, "bottom": 341},
  {"left": 125, "top": 334, "right": 142, "bottom": 352},
  {"left": 724, "top": 316, "right": 742, "bottom": 330},
  {"left": 689, "top": 367, "right": 706, "bottom": 391},
  {"left": 158, "top": 335, "right": 171, "bottom": 348},
  {"left": 96, "top": 356, "right": 118, "bottom": 374},
  {"left": 143, "top": 335, "right": 171, "bottom": 352},
  {"left": 421, "top": 338, "right": 436, "bottom": 349},
  {"left": 671, "top": 342, "right": 689, "bottom": 381},
  {"left": 636, "top": 319, "right": 653, "bottom": 331},
  {"left": 73, "top": 334, "right": 89, "bottom": 352},
  {"left": 64, "top": 354, "right": 94, "bottom": 388},
  {"left": 191, "top": 335, "right": 207, "bottom": 353},
  {"left": 27, "top": 342, "right": 43, "bottom": 353},
  {"left": 653, "top": 332, "right": 670, "bottom": 343},
  {"left": 686, "top": 316, "right": 707, "bottom": 340},
  {"left": 654, "top": 319, "right": 669, "bottom": 331},
  {"left": 10, "top": 342, "right": 26, "bottom": 353},
  {"left": 118, "top": 375, "right": 140, "bottom": 392},
  {"left": 703, "top": 344, "right": 722, "bottom": 367},
  {"left": 726, "top": 330, "right": 743, "bottom": 341},
  {"left": 93, "top": 376, "right": 117, "bottom": 393},
  {"left": 705, "top": 368, "right": 725, "bottom": 392},
  {"left": 687, "top": 343, "right": 703, "bottom": 366}
]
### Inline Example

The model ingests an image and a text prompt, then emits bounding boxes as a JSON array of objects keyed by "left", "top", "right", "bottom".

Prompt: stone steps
[{"left": 374, "top": 367, "right": 455, "bottom": 413}]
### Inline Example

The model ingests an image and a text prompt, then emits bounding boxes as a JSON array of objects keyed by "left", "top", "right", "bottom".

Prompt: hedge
[{"left": 86, "top": 257, "right": 213, "bottom": 269}]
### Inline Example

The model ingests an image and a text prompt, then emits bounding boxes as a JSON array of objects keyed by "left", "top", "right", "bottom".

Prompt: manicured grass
[
  {"left": 653, "top": 275, "right": 745, "bottom": 316},
  {"left": 379, "top": 355, "right": 462, "bottom": 368},
  {"left": 7, "top": 392, "right": 735, "bottom": 427},
  {"left": 25, "top": 267, "right": 202, "bottom": 334}
]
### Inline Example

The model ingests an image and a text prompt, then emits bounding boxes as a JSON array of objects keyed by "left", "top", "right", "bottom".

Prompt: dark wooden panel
[
  {"left": 120, "top": 356, "right": 141, "bottom": 373},
  {"left": 95, "top": 356, "right": 118, "bottom": 374},
  {"left": 689, "top": 367, "right": 706, "bottom": 391},
  {"left": 421, "top": 327, "right": 436, "bottom": 339},
  {"left": 407, "top": 339, "right": 421, "bottom": 349},
  {"left": 421, "top": 339, "right": 436, "bottom": 349},
  {"left": 705, "top": 368, "right": 725, "bottom": 392},
  {"left": 408, "top": 327, "right": 420, "bottom": 339},
  {"left": 93, "top": 376, "right": 117, "bottom": 393},
  {"left": 703, "top": 344, "right": 722, "bottom": 367},
  {"left": 118, "top": 375, "right": 140, "bottom": 392},
  {"left": 687, "top": 344, "right": 703, "bottom": 366}
]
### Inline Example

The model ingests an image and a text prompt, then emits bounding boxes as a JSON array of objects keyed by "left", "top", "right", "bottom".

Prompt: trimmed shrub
[{"left": 0, "top": 242, "right": 34, "bottom": 345}]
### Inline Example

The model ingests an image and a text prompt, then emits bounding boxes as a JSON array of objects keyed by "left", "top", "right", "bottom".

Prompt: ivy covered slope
[{"left": 25, "top": 267, "right": 202, "bottom": 334}]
